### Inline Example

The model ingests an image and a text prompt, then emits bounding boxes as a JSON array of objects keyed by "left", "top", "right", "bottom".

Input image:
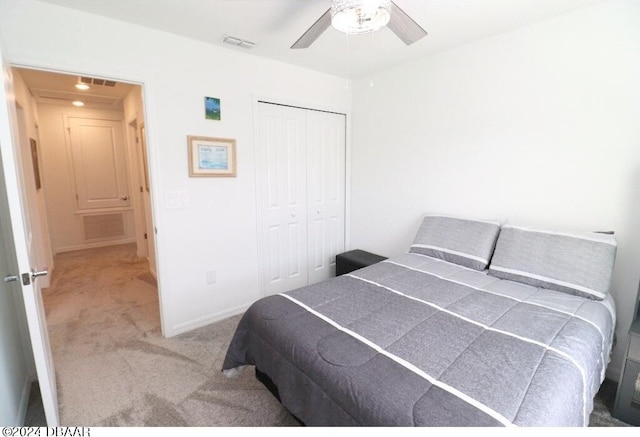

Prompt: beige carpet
[
  {"left": 41, "top": 243, "right": 630, "bottom": 427},
  {"left": 43, "top": 243, "right": 298, "bottom": 426}
]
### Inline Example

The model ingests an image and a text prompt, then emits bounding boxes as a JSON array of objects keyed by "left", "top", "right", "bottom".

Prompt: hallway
[{"left": 43, "top": 243, "right": 160, "bottom": 424}]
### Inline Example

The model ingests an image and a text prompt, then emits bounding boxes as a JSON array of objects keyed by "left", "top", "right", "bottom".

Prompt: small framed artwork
[
  {"left": 29, "top": 138, "right": 42, "bottom": 190},
  {"left": 188, "top": 136, "right": 237, "bottom": 177},
  {"left": 205, "top": 96, "right": 221, "bottom": 120}
]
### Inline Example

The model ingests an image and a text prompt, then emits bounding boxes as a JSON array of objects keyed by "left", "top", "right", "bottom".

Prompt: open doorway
[
  {"left": 11, "top": 66, "right": 162, "bottom": 424},
  {"left": 13, "top": 67, "right": 156, "bottom": 269}
]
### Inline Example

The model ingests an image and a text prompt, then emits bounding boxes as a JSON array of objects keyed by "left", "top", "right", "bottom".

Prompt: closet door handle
[{"left": 120, "top": 196, "right": 129, "bottom": 201}]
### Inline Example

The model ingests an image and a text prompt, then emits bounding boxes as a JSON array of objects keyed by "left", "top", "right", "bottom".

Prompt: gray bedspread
[{"left": 222, "top": 253, "right": 616, "bottom": 426}]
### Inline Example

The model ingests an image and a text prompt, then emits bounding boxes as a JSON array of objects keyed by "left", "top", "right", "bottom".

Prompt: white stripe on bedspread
[
  {"left": 348, "top": 274, "right": 591, "bottom": 426},
  {"left": 488, "top": 265, "right": 607, "bottom": 301},
  {"left": 411, "top": 244, "right": 490, "bottom": 264},
  {"left": 278, "top": 292, "right": 516, "bottom": 427}
]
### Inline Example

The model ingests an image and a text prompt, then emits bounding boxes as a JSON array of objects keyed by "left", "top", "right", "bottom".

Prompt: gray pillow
[
  {"left": 488, "top": 225, "right": 617, "bottom": 300},
  {"left": 409, "top": 215, "right": 501, "bottom": 271}
]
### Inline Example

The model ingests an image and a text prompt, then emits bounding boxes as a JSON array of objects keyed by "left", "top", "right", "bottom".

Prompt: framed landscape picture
[
  {"left": 205, "top": 96, "right": 221, "bottom": 120},
  {"left": 187, "top": 136, "right": 236, "bottom": 177}
]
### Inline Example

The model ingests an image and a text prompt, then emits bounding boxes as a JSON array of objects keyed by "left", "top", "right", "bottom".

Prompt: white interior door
[
  {"left": 0, "top": 179, "right": 34, "bottom": 425},
  {"left": 256, "top": 102, "right": 308, "bottom": 296},
  {"left": 139, "top": 124, "right": 157, "bottom": 277},
  {"left": 0, "top": 46, "right": 59, "bottom": 425},
  {"left": 306, "top": 110, "right": 346, "bottom": 284},
  {"left": 129, "top": 119, "right": 148, "bottom": 259},
  {"left": 256, "top": 102, "right": 346, "bottom": 296},
  {"left": 68, "top": 117, "right": 130, "bottom": 211}
]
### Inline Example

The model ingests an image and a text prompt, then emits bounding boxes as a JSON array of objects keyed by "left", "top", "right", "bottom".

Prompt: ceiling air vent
[
  {"left": 222, "top": 35, "right": 255, "bottom": 49},
  {"left": 80, "top": 76, "right": 117, "bottom": 87}
]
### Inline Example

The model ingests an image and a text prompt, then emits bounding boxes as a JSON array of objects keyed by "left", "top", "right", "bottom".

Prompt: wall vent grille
[
  {"left": 83, "top": 213, "right": 125, "bottom": 241},
  {"left": 80, "top": 76, "right": 117, "bottom": 87}
]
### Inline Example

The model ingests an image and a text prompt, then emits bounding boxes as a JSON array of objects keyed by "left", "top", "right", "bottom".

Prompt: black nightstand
[
  {"left": 613, "top": 318, "right": 640, "bottom": 426},
  {"left": 336, "top": 249, "right": 387, "bottom": 276}
]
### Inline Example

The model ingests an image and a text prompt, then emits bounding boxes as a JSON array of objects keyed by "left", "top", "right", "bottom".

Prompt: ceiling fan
[{"left": 291, "top": 0, "right": 427, "bottom": 49}]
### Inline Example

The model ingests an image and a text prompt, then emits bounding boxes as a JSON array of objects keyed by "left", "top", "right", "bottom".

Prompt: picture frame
[
  {"left": 205, "top": 96, "right": 221, "bottom": 120},
  {"left": 188, "top": 136, "right": 237, "bottom": 177}
]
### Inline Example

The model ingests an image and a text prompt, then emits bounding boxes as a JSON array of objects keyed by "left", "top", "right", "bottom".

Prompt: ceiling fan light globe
[{"left": 331, "top": 0, "right": 391, "bottom": 35}]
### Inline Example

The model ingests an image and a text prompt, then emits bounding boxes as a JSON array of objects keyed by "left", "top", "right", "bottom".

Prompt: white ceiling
[{"left": 37, "top": 0, "right": 605, "bottom": 78}]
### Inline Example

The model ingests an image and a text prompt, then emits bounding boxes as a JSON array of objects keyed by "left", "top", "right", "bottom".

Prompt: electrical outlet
[{"left": 206, "top": 270, "right": 216, "bottom": 285}]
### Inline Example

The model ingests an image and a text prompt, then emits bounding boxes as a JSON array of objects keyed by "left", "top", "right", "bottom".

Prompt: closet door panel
[
  {"left": 257, "top": 103, "right": 308, "bottom": 296},
  {"left": 307, "top": 111, "right": 346, "bottom": 284}
]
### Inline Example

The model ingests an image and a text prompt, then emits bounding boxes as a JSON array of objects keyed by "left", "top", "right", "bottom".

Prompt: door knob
[
  {"left": 31, "top": 270, "right": 48, "bottom": 280},
  {"left": 3, "top": 275, "right": 18, "bottom": 283},
  {"left": 120, "top": 196, "right": 129, "bottom": 201}
]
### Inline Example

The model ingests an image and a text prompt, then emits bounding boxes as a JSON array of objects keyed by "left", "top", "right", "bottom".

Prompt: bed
[{"left": 222, "top": 215, "right": 617, "bottom": 426}]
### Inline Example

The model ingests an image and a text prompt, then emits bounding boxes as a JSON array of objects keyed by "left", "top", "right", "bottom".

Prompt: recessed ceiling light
[
  {"left": 75, "top": 83, "right": 90, "bottom": 90},
  {"left": 72, "top": 101, "right": 85, "bottom": 107}
]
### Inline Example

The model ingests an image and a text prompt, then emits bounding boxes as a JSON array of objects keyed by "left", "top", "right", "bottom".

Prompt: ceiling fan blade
[
  {"left": 291, "top": 8, "right": 332, "bottom": 49},
  {"left": 388, "top": 1, "right": 428, "bottom": 45}
]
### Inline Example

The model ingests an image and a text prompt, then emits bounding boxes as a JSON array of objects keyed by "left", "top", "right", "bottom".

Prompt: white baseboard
[
  {"left": 167, "top": 303, "right": 251, "bottom": 337},
  {"left": 55, "top": 238, "right": 137, "bottom": 254}
]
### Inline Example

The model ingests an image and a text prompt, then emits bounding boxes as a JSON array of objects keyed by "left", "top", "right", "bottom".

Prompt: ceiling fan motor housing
[{"left": 331, "top": 0, "right": 391, "bottom": 34}]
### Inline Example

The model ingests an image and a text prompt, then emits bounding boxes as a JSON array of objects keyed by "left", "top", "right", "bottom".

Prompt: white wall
[
  {"left": 0, "top": 0, "right": 351, "bottom": 336},
  {"left": 351, "top": 0, "right": 640, "bottom": 380},
  {"left": 12, "top": 68, "right": 53, "bottom": 286}
]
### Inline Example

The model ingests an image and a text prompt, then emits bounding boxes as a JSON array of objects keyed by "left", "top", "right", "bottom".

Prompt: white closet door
[
  {"left": 256, "top": 102, "right": 346, "bottom": 296},
  {"left": 306, "top": 110, "right": 346, "bottom": 284},
  {"left": 256, "top": 103, "right": 309, "bottom": 296}
]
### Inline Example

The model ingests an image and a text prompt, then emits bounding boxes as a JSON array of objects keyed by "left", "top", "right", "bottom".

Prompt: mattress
[{"left": 222, "top": 252, "right": 616, "bottom": 426}]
